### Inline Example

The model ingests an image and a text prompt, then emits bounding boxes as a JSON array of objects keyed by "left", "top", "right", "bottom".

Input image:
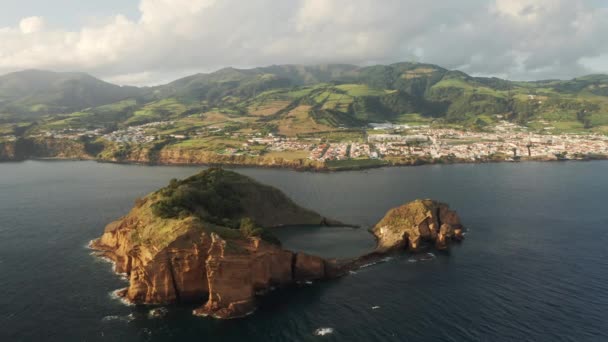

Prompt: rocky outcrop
[
  {"left": 0, "top": 138, "right": 92, "bottom": 161},
  {"left": 91, "top": 220, "right": 335, "bottom": 319},
  {"left": 99, "top": 145, "right": 326, "bottom": 170},
  {"left": 293, "top": 253, "right": 326, "bottom": 281},
  {"left": 372, "top": 199, "right": 464, "bottom": 251},
  {"left": 0, "top": 141, "right": 16, "bottom": 161},
  {"left": 91, "top": 170, "right": 465, "bottom": 319},
  {"left": 90, "top": 169, "right": 339, "bottom": 319}
]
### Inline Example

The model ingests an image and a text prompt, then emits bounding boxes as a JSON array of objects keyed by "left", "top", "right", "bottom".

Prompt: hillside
[
  {"left": 2, "top": 62, "right": 608, "bottom": 142},
  {"left": 0, "top": 70, "right": 141, "bottom": 118}
]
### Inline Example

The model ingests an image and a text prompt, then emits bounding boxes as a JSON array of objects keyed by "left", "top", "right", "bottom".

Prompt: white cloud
[
  {"left": 19, "top": 16, "right": 45, "bottom": 34},
  {"left": 1, "top": 0, "right": 607, "bottom": 85}
]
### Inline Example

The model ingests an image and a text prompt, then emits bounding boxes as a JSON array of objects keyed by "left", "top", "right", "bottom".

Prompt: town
[{"left": 20, "top": 120, "right": 608, "bottom": 163}]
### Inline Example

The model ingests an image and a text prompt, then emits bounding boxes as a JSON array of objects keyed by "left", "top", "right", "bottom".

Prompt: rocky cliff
[
  {"left": 90, "top": 168, "right": 336, "bottom": 318},
  {"left": 0, "top": 141, "right": 16, "bottom": 161},
  {"left": 372, "top": 199, "right": 464, "bottom": 251},
  {"left": 98, "top": 145, "right": 326, "bottom": 170},
  {"left": 91, "top": 169, "right": 465, "bottom": 319},
  {"left": 0, "top": 138, "right": 92, "bottom": 161}
]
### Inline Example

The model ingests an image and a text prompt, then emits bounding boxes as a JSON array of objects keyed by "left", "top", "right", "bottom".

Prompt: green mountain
[
  {"left": 2, "top": 62, "right": 608, "bottom": 134},
  {"left": 0, "top": 70, "right": 141, "bottom": 118}
]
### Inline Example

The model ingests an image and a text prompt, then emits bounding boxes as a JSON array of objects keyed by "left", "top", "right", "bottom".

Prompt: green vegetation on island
[{"left": 141, "top": 168, "right": 329, "bottom": 244}]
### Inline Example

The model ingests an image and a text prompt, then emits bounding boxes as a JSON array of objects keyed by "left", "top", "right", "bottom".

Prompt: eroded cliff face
[
  {"left": 102, "top": 146, "right": 326, "bottom": 170},
  {"left": 0, "top": 138, "right": 92, "bottom": 161},
  {"left": 0, "top": 142, "right": 16, "bottom": 161},
  {"left": 90, "top": 169, "right": 333, "bottom": 319},
  {"left": 91, "top": 218, "right": 329, "bottom": 319},
  {"left": 193, "top": 234, "right": 328, "bottom": 318},
  {"left": 372, "top": 199, "right": 464, "bottom": 251}
]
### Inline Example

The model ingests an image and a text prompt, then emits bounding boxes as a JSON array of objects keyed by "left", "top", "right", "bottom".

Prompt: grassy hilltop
[{"left": 116, "top": 168, "right": 330, "bottom": 248}]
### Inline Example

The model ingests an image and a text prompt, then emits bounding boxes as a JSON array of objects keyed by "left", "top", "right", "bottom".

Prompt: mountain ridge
[
  {"left": 2, "top": 62, "right": 608, "bottom": 132},
  {"left": 2, "top": 63, "right": 606, "bottom": 91},
  {"left": 0, "top": 69, "right": 141, "bottom": 117}
]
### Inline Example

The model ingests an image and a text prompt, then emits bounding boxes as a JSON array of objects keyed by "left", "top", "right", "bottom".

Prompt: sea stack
[{"left": 372, "top": 199, "right": 464, "bottom": 251}]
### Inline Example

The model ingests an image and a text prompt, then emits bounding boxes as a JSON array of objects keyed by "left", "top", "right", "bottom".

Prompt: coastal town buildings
[{"left": 24, "top": 120, "right": 608, "bottom": 163}]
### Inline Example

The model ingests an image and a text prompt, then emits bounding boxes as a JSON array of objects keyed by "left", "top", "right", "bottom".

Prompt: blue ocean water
[{"left": 0, "top": 160, "right": 607, "bottom": 341}]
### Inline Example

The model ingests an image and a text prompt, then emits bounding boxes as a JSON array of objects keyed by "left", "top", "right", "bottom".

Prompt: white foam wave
[
  {"left": 359, "top": 261, "right": 378, "bottom": 269},
  {"left": 359, "top": 256, "right": 395, "bottom": 269},
  {"left": 314, "top": 327, "right": 334, "bottom": 336},
  {"left": 90, "top": 252, "right": 129, "bottom": 281},
  {"left": 215, "top": 308, "right": 256, "bottom": 319},
  {"left": 85, "top": 239, "right": 96, "bottom": 249},
  {"left": 109, "top": 288, "right": 135, "bottom": 307},
  {"left": 91, "top": 252, "right": 119, "bottom": 272},
  {"left": 148, "top": 307, "right": 168, "bottom": 319},
  {"left": 101, "top": 313, "right": 135, "bottom": 323}
]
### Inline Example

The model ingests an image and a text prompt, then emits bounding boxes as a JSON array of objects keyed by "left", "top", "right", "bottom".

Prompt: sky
[{"left": 1, "top": 0, "right": 608, "bottom": 86}]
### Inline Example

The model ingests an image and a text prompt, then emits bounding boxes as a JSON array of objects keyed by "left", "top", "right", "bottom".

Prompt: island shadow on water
[{"left": 90, "top": 168, "right": 465, "bottom": 320}]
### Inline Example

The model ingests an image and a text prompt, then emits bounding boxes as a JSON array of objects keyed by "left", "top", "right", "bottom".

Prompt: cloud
[
  {"left": 19, "top": 16, "right": 45, "bottom": 34},
  {"left": 1, "top": 0, "right": 607, "bottom": 85}
]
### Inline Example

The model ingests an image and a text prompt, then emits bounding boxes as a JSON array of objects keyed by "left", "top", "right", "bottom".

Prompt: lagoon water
[{"left": 1, "top": 160, "right": 607, "bottom": 341}]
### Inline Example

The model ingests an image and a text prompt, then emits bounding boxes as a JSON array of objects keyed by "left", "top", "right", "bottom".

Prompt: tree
[{"left": 576, "top": 109, "right": 592, "bottom": 129}]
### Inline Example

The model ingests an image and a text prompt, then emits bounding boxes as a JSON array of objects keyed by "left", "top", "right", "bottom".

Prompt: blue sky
[{"left": 1, "top": 0, "right": 607, "bottom": 85}]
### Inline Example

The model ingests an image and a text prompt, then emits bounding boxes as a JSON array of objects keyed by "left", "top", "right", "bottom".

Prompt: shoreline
[{"left": 1, "top": 154, "right": 607, "bottom": 172}]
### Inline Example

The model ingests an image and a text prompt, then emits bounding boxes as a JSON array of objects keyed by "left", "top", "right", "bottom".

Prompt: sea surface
[{"left": 1, "top": 160, "right": 607, "bottom": 341}]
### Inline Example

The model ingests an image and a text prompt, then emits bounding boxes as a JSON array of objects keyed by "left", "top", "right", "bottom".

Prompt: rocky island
[{"left": 90, "top": 168, "right": 465, "bottom": 319}]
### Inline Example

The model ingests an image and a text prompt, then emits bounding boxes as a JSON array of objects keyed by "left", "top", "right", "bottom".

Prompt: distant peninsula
[{"left": 90, "top": 168, "right": 464, "bottom": 319}]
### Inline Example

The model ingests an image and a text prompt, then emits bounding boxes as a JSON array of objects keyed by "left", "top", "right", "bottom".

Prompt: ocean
[{"left": 1, "top": 160, "right": 607, "bottom": 341}]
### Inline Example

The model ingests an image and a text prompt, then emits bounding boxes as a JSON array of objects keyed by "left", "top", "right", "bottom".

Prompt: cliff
[
  {"left": 372, "top": 199, "right": 464, "bottom": 251},
  {"left": 91, "top": 169, "right": 465, "bottom": 319},
  {"left": 0, "top": 138, "right": 93, "bottom": 161},
  {"left": 90, "top": 168, "right": 336, "bottom": 318},
  {"left": 97, "top": 144, "right": 327, "bottom": 170},
  {"left": 2, "top": 136, "right": 600, "bottom": 171},
  {"left": 0, "top": 141, "right": 16, "bottom": 161}
]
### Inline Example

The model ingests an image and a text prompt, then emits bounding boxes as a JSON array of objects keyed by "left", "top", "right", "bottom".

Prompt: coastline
[
  {"left": 2, "top": 136, "right": 608, "bottom": 172},
  {"left": 1, "top": 153, "right": 607, "bottom": 172}
]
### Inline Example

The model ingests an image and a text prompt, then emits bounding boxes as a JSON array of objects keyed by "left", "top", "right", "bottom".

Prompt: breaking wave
[
  {"left": 109, "top": 288, "right": 134, "bottom": 307},
  {"left": 314, "top": 327, "right": 334, "bottom": 336}
]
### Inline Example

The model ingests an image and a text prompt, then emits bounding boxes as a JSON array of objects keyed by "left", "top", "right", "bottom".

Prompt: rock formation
[
  {"left": 0, "top": 138, "right": 93, "bottom": 161},
  {"left": 91, "top": 170, "right": 465, "bottom": 319},
  {"left": 90, "top": 168, "right": 337, "bottom": 318},
  {"left": 372, "top": 199, "right": 464, "bottom": 251}
]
